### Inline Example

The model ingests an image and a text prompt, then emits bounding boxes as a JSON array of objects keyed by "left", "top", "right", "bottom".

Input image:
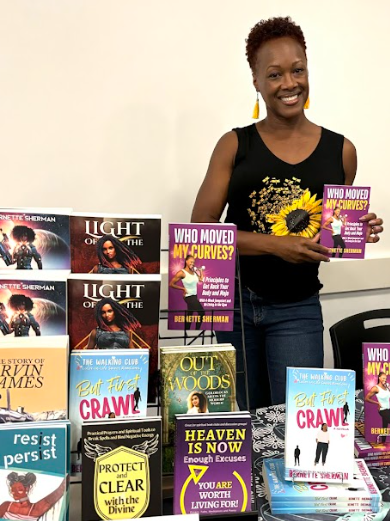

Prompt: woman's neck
[{"left": 259, "top": 112, "right": 311, "bottom": 134}]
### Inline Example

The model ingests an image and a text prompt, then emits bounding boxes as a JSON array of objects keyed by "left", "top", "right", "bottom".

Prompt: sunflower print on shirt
[{"left": 247, "top": 177, "right": 322, "bottom": 238}]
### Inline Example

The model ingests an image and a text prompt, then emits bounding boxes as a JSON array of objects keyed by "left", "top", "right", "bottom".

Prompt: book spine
[{"left": 271, "top": 506, "right": 379, "bottom": 514}]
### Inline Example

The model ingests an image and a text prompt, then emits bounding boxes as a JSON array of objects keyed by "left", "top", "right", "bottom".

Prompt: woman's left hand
[{"left": 360, "top": 213, "right": 384, "bottom": 243}]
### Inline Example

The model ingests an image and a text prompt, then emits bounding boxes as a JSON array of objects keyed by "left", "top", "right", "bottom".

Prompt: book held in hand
[
  {"left": 284, "top": 367, "right": 355, "bottom": 483},
  {"left": 320, "top": 184, "right": 370, "bottom": 259},
  {"left": 168, "top": 223, "right": 236, "bottom": 331},
  {"left": 70, "top": 213, "right": 161, "bottom": 274}
]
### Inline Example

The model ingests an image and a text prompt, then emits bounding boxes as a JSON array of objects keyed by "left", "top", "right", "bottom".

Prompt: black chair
[{"left": 330, "top": 309, "right": 390, "bottom": 389}]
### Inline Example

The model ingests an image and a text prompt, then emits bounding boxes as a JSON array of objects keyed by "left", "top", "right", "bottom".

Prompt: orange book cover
[{"left": 0, "top": 336, "right": 68, "bottom": 422}]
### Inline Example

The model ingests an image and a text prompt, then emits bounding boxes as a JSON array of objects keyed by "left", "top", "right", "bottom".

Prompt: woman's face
[
  {"left": 102, "top": 241, "right": 116, "bottom": 261},
  {"left": 191, "top": 394, "right": 200, "bottom": 407},
  {"left": 186, "top": 257, "right": 195, "bottom": 269},
  {"left": 322, "top": 424, "right": 328, "bottom": 432},
  {"left": 334, "top": 208, "right": 341, "bottom": 217},
  {"left": 101, "top": 304, "right": 115, "bottom": 324},
  {"left": 10, "top": 482, "right": 28, "bottom": 500},
  {"left": 379, "top": 373, "right": 387, "bottom": 385},
  {"left": 253, "top": 37, "right": 308, "bottom": 119}
]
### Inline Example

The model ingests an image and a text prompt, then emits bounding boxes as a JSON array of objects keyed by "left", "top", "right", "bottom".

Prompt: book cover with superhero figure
[
  {"left": 0, "top": 272, "right": 67, "bottom": 339},
  {"left": 320, "top": 185, "right": 370, "bottom": 259},
  {"left": 70, "top": 213, "right": 161, "bottom": 274},
  {"left": 0, "top": 209, "right": 70, "bottom": 270},
  {"left": 168, "top": 223, "right": 236, "bottom": 331},
  {"left": 68, "top": 274, "right": 160, "bottom": 402}
]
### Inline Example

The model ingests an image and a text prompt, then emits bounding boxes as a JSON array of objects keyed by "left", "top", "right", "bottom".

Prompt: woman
[
  {"left": 322, "top": 207, "right": 347, "bottom": 258},
  {"left": 8, "top": 295, "right": 41, "bottom": 337},
  {"left": 314, "top": 423, "right": 330, "bottom": 466},
  {"left": 0, "top": 472, "right": 66, "bottom": 520},
  {"left": 191, "top": 17, "right": 383, "bottom": 409},
  {"left": 187, "top": 391, "right": 209, "bottom": 414},
  {"left": 91, "top": 235, "right": 141, "bottom": 274},
  {"left": 169, "top": 255, "right": 205, "bottom": 331},
  {"left": 11, "top": 226, "right": 42, "bottom": 270},
  {"left": 87, "top": 297, "right": 140, "bottom": 349},
  {"left": 365, "top": 371, "right": 390, "bottom": 444}
]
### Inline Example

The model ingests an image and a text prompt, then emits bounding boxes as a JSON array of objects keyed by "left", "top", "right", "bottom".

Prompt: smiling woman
[{"left": 191, "top": 16, "right": 384, "bottom": 410}]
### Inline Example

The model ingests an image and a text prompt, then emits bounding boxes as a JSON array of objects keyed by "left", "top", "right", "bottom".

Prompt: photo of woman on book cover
[
  {"left": 186, "top": 391, "right": 209, "bottom": 414},
  {"left": 87, "top": 297, "right": 141, "bottom": 349},
  {"left": 11, "top": 226, "right": 43, "bottom": 270},
  {"left": 365, "top": 371, "right": 390, "bottom": 444},
  {"left": 0, "top": 472, "right": 66, "bottom": 520},
  {"left": 314, "top": 423, "right": 330, "bottom": 466},
  {"left": 8, "top": 295, "right": 41, "bottom": 337},
  {"left": 322, "top": 207, "right": 347, "bottom": 258},
  {"left": 91, "top": 235, "right": 141, "bottom": 274},
  {"left": 169, "top": 255, "right": 205, "bottom": 331}
]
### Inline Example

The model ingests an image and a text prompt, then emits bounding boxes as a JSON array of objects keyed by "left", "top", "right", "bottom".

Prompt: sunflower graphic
[{"left": 266, "top": 190, "right": 322, "bottom": 238}]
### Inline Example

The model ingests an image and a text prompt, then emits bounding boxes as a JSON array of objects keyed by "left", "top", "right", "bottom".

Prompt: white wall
[{"left": 0, "top": 0, "right": 389, "bottom": 365}]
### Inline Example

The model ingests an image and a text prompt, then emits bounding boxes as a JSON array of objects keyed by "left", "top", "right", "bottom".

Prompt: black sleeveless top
[{"left": 226, "top": 124, "right": 345, "bottom": 303}]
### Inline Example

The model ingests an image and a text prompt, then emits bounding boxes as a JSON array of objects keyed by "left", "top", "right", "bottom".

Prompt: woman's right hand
[{"left": 273, "top": 234, "right": 331, "bottom": 264}]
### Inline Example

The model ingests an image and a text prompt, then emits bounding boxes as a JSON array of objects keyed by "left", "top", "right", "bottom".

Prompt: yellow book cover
[{"left": 0, "top": 336, "right": 68, "bottom": 422}]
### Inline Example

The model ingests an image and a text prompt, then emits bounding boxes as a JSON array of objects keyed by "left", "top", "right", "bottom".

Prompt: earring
[
  {"left": 304, "top": 96, "right": 310, "bottom": 110},
  {"left": 252, "top": 92, "right": 259, "bottom": 119}
]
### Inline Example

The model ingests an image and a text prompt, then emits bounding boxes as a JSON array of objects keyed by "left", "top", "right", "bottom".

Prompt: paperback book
[
  {"left": 320, "top": 185, "right": 370, "bottom": 259},
  {"left": 69, "top": 349, "right": 149, "bottom": 477},
  {"left": 168, "top": 223, "right": 236, "bottom": 331},
  {"left": 363, "top": 343, "right": 390, "bottom": 444},
  {"left": 354, "top": 421, "right": 390, "bottom": 459},
  {"left": 0, "top": 336, "right": 68, "bottom": 422},
  {"left": 262, "top": 458, "right": 381, "bottom": 513},
  {"left": 173, "top": 412, "right": 253, "bottom": 516},
  {"left": 70, "top": 213, "right": 161, "bottom": 274},
  {"left": 0, "top": 208, "right": 71, "bottom": 269},
  {"left": 82, "top": 417, "right": 162, "bottom": 520},
  {"left": 68, "top": 274, "right": 160, "bottom": 401},
  {"left": 160, "top": 344, "right": 236, "bottom": 473},
  {"left": 0, "top": 420, "right": 70, "bottom": 521},
  {"left": 284, "top": 367, "right": 355, "bottom": 483},
  {"left": 0, "top": 271, "right": 67, "bottom": 338}
]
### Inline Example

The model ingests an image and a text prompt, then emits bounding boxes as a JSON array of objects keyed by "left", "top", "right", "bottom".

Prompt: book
[
  {"left": 320, "top": 184, "right": 370, "bottom": 259},
  {"left": 69, "top": 349, "right": 149, "bottom": 478},
  {"left": 173, "top": 412, "right": 253, "bottom": 516},
  {"left": 363, "top": 343, "right": 390, "bottom": 445},
  {"left": 168, "top": 223, "right": 236, "bottom": 331},
  {"left": 262, "top": 458, "right": 381, "bottom": 512},
  {"left": 160, "top": 344, "right": 236, "bottom": 473},
  {"left": 0, "top": 336, "right": 68, "bottom": 422},
  {"left": 68, "top": 274, "right": 160, "bottom": 402},
  {"left": 0, "top": 271, "right": 67, "bottom": 338},
  {"left": 0, "top": 209, "right": 71, "bottom": 269},
  {"left": 82, "top": 417, "right": 162, "bottom": 520},
  {"left": 0, "top": 420, "right": 70, "bottom": 521},
  {"left": 284, "top": 367, "right": 355, "bottom": 483},
  {"left": 70, "top": 213, "right": 161, "bottom": 274},
  {"left": 354, "top": 421, "right": 390, "bottom": 459}
]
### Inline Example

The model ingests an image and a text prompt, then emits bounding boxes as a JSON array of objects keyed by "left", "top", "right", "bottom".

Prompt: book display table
[{"left": 252, "top": 390, "right": 390, "bottom": 521}]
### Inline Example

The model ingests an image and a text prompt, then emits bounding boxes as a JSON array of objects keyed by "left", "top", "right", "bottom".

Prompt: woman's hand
[
  {"left": 360, "top": 213, "right": 384, "bottom": 243},
  {"left": 273, "top": 234, "right": 331, "bottom": 264}
]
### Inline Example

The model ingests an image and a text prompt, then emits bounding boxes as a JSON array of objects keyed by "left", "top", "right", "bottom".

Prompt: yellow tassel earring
[
  {"left": 252, "top": 92, "right": 259, "bottom": 119},
  {"left": 304, "top": 96, "right": 310, "bottom": 109}
]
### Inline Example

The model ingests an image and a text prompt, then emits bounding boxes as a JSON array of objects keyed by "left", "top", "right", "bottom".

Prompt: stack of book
[
  {"left": 262, "top": 458, "right": 381, "bottom": 514},
  {"left": 355, "top": 420, "right": 390, "bottom": 468}
]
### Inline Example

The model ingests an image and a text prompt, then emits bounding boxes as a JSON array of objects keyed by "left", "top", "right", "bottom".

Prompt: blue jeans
[{"left": 216, "top": 286, "right": 324, "bottom": 410}]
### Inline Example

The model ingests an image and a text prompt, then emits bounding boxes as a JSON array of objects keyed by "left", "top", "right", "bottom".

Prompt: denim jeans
[{"left": 216, "top": 285, "right": 324, "bottom": 410}]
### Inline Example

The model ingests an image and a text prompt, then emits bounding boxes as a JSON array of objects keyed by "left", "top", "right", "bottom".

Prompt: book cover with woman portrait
[
  {"left": 284, "top": 367, "right": 355, "bottom": 483},
  {"left": 320, "top": 185, "right": 370, "bottom": 259},
  {"left": 67, "top": 274, "right": 160, "bottom": 402},
  {"left": 70, "top": 213, "right": 161, "bottom": 274},
  {"left": 168, "top": 223, "right": 236, "bottom": 332},
  {"left": 363, "top": 343, "right": 390, "bottom": 445}
]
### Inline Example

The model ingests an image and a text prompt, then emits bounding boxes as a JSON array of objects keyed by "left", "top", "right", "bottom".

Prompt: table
[{"left": 251, "top": 391, "right": 390, "bottom": 521}]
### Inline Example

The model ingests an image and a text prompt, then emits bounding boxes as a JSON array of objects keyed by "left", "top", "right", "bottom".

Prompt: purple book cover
[
  {"left": 173, "top": 413, "right": 252, "bottom": 516},
  {"left": 320, "top": 185, "right": 370, "bottom": 259},
  {"left": 363, "top": 342, "right": 390, "bottom": 444},
  {"left": 168, "top": 223, "right": 236, "bottom": 331}
]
